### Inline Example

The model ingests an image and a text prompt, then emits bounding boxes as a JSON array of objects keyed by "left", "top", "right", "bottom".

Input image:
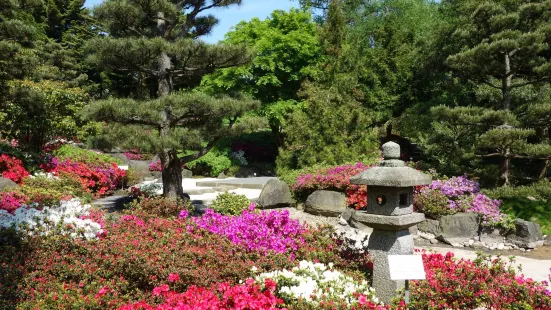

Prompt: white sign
[
  {"left": 388, "top": 255, "right": 426, "bottom": 280},
  {"left": 118, "top": 165, "right": 129, "bottom": 170}
]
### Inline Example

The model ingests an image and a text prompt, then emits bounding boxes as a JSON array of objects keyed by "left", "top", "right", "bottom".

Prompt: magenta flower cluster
[{"left": 187, "top": 204, "right": 307, "bottom": 254}]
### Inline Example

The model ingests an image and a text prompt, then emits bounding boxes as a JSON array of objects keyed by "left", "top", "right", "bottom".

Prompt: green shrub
[
  {"left": 210, "top": 192, "right": 251, "bottom": 215},
  {"left": 484, "top": 181, "right": 551, "bottom": 234},
  {"left": 414, "top": 189, "right": 457, "bottom": 219},
  {"left": 128, "top": 197, "right": 192, "bottom": 218},
  {"left": 19, "top": 175, "right": 93, "bottom": 204},
  {"left": 54, "top": 144, "right": 124, "bottom": 165},
  {"left": 187, "top": 150, "right": 232, "bottom": 177}
]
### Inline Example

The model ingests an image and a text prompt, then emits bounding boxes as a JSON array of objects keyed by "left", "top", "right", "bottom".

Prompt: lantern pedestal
[{"left": 350, "top": 141, "right": 431, "bottom": 304}]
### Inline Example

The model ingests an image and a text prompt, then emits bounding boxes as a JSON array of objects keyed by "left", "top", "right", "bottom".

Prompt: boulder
[
  {"left": 0, "top": 177, "right": 18, "bottom": 191},
  {"left": 439, "top": 213, "right": 479, "bottom": 239},
  {"left": 109, "top": 153, "right": 131, "bottom": 165},
  {"left": 182, "top": 169, "right": 193, "bottom": 178},
  {"left": 304, "top": 190, "right": 347, "bottom": 217},
  {"left": 339, "top": 208, "right": 374, "bottom": 233},
  {"left": 129, "top": 160, "right": 150, "bottom": 173},
  {"left": 418, "top": 219, "right": 440, "bottom": 236},
  {"left": 257, "top": 179, "right": 294, "bottom": 209},
  {"left": 217, "top": 172, "right": 227, "bottom": 179},
  {"left": 506, "top": 219, "right": 543, "bottom": 249}
]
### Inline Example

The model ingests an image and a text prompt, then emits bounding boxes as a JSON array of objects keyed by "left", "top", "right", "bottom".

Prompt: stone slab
[
  {"left": 195, "top": 177, "right": 277, "bottom": 189},
  {"left": 354, "top": 212, "right": 425, "bottom": 231}
]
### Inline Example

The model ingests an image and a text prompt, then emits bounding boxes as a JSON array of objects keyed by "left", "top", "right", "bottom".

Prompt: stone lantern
[{"left": 350, "top": 141, "right": 431, "bottom": 303}]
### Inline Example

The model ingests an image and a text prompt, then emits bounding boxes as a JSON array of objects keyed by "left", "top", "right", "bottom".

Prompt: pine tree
[
  {"left": 425, "top": 0, "right": 551, "bottom": 185},
  {"left": 84, "top": 0, "right": 259, "bottom": 197}
]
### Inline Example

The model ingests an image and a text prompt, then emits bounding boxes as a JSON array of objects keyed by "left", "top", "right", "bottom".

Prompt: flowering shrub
[
  {"left": 123, "top": 151, "right": 144, "bottom": 160},
  {"left": 0, "top": 191, "right": 29, "bottom": 213},
  {"left": 43, "top": 157, "right": 126, "bottom": 197},
  {"left": 128, "top": 197, "right": 192, "bottom": 218},
  {"left": 254, "top": 260, "right": 378, "bottom": 307},
  {"left": 190, "top": 204, "right": 307, "bottom": 254},
  {"left": 0, "top": 154, "right": 30, "bottom": 183},
  {"left": 119, "top": 279, "right": 283, "bottom": 310},
  {"left": 210, "top": 192, "right": 251, "bottom": 215},
  {"left": 415, "top": 175, "right": 509, "bottom": 227},
  {"left": 404, "top": 252, "right": 551, "bottom": 309},
  {"left": 292, "top": 163, "right": 372, "bottom": 210},
  {"left": 148, "top": 161, "right": 162, "bottom": 171},
  {"left": 0, "top": 199, "right": 103, "bottom": 239}
]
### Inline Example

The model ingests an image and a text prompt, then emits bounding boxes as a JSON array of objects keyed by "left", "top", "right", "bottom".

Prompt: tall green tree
[
  {"left": 199, "top": 9, "right": 321, "bottom": 147},
  {"left": 445, "top": 0, "right": 551, "bottom": 110},
  {"left": 84, "top": 0, "right": 260, "bottom": 197},
  {"left": 277, "top": 0, "right": 379, "bottom": 171}
]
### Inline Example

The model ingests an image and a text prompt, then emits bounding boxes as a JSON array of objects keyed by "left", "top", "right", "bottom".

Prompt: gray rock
[
  {"left": 419, "top": 232, "right": 436, "bottom": 240},
  {"left": 497, "top": 243, "right": 505, "bottom": 250},
  {"left": 468, "top": 239, "right": 474, "bottom": 246},
  {"left": 304, "top": 190, "right": 347, "bottom": 217},
  {"left": 182, "top": 169, "right": 193, "bottom": 178},
  {"left": 217, "top": 172, "right": 227, "bottom": 179},
  {"left": 129, "top": 160, "right": 150, "bottom": 173},
  {"left": 437, "top": 213, "right": 479, "bottom": 244},
  {"left": 339, "top": 217, "right": 349, "bottom": 226},
  {"left": 471, "top": 241, "right": 484, "bottom": 249},
  {"left": 109, "top": 153, "right": 131, "bottom": 164},
  {"left": 418, "top": 219, "right": 440, "bottom": 236},
  {"left": 0, "top": 177, "right": 18, "bottom": 191},
  {"left": 257, "top": 179, "right": 294, "bottom": 209},
  {"left": 506, "top": 219, "right": 543, "bottom": 248},
  {"left": 340, "top": 208, "right": 355, "bottom": 222},
  {"left": 430, "top": 238, "right": 439, "bottom": 244}
]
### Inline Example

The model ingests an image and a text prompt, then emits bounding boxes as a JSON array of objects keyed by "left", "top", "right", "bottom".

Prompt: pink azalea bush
[
  {"left": 415, "top": 175, "right": 509, "bottom": 227},
  {"left": 118, "top": 279, "right": 283, "bottom": 310},
  {"left": 292, "top": 163, "right": 373, "bottom": 210},
  {"left": 148, "top": 161, "right": 162, "bottom": 171},
  {"left": 123, "top": 151, "right": 144, "bottom": 160},
  {"left": 0, "top": 191, "right": 29, "bottom": 213},
  {"left": 42, "top": 157, "right": 125, "bottom": 197},
  {"left": 189, "top": 204, "right": 308, "bottom": 254},
  {"left": 0, "top": 154, "right": 30, "bottom": 184}
]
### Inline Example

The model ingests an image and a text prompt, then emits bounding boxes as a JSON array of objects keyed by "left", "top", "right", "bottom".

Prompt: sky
[{"left": 84, "top": 0, "right": 297, "bottom": 43}]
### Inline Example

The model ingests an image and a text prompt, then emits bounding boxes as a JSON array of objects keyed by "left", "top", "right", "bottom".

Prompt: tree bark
[
  {"left": 500, "top": 153, "right": 511, "bottom": 186},
  {"left": 160, "top": 149, "right": 184, "bottom": 198},
  {"left": 502, "top": 53, "right": 512, "bottom": 110},
  {"left": 538, "top": 159, "right": 549, "bottom": 180},
  {"left": 157, "top": 12, "right": 172, "bottom": 97}
]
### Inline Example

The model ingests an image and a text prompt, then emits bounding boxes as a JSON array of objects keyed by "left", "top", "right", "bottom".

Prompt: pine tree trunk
[
  {"left": 156, "top": 12, "right": 172, "bottom": 97},
  {"left": 538, "top": 159, "right": 549, "bottom": 180},
  {"left": 502, "top": 53, "right": 512, "bottom": 110},
  {"left": 500, "top": 154, "right": 511, "bottom": 186},
  {"left": 160, "top": 150, "right": 183, "bottom": 198}
]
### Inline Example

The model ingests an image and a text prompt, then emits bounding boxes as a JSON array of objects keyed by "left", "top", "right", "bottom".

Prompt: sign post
[
  {"left": 388, "top": 255, "right": 426, "bottom": 308},
  {"left": 118, "top": 165, "right": 129, "bottom": 190}
]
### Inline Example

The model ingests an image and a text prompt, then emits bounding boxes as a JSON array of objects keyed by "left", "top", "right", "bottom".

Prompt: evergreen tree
[
  {"left": 445, "top": 0, "right": 551, "bottom": 110},
  {"left": 84, "top": 0, "right": 259, "bottom": 197},
  {"left": 199, "top": 9, "right": 321, "bottom": 147}
]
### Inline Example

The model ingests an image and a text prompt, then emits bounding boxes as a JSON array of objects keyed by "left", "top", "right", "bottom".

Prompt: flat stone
[
  {"left": 418, "top": 219, "right": 440, "bottom": 236},
  {"left": 0, "top": 177, "right": 18, "bottom": 191},
  {"left": 304, "top": 190, "right": 346, "bottom": 217},
  {"left": 439, "top": 213, "right": 480, "bottom": 239},
  {"left": 430, "top": 238, "right": 439, "bottom": 244},
  {"left": 497, "top": 243, "right": 505, "bottom": 250},
  {"left": 354, "top": 212, "right": 425, "bottom": 231}
]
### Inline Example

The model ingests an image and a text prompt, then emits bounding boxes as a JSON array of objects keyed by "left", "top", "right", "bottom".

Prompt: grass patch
[{"left": 499, "top": 197, "right": 551, "bottom": 235}]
